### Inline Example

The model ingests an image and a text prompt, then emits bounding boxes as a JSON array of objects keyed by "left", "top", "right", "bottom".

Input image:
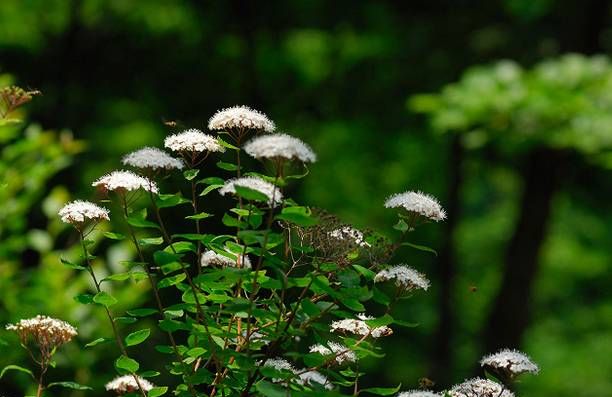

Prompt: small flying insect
[
  {"left": 418, "top": 377, "right": 435, "bottom": 389},
  {"left": 162, "top": 118, "right": 178, "bottom": 128}
]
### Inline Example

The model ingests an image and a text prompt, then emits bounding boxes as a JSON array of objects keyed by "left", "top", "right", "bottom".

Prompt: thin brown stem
[
  {"left": 35, "top": 364, "right": 47, "bottom": 397},
  {"left": 147, "top": 192, "right": 221, "bottom": 374},
  {"left": 78, "top": 232, "right": 147, "bottom": 397}
]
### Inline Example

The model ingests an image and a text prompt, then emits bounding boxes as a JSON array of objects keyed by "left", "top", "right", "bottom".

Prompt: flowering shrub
[{"left": 3, "top": 103, "right": 539, "bottom": 396}]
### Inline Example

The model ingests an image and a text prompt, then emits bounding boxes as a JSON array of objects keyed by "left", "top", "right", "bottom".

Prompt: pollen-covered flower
[
  {"left": 309, "top": 341, "right": 357, "bottom": 365},
  {"left": 384, "top": 191, "right": 446, "bottom": 222},
  {"left": 264, "top": 358, "right": 295, "bottom": 372},
  {"left": 480, "top": 349, "right": 539, "bottom": 379},
  {"left": 218, "top": 177, "right": 283, "bottom": 207},
  {"left": 59, "top": 200, "right": 109, "bottom": 225},
  {"left": 374, "top": 265, "right": 430, "bottom": 291},
  {"left": 328, "top": 226, "right": 370, "bottom": 248},
  {"left": 105, "top": 375, "right": 154, "bottom": 394},
  {"left": 208, "top": 105, "right": 275, "bottom": 133},
  {"left": 448, "top": 378, "right": 514, "bottom": 397},
  {"left": 92, "top": 170, "right": 158, "bottom": 193},
  {"left": 244, "top": 133, "right": 316, "bottom": 163},
  {"left": 397, "top": 391, "right": 441, "bottom": 397},
  {"left": 297, "top": 370, "right": 333, "bottom": 390},
  {"left": 330, "top": 314, "right": 392, "bottom": 338},
  {"left": 122, "top": 147, "right": 184, "bottom": 170},
  {"left": 263, "top": 358, "right": 297, "bottom": 382},
  {"left": 164, "top": 129, "right": 225, "bottom": 153},
  {"left": 201, "top": 250, "right": 251, "bottom": 269},
  {"left": 6, "top": 315, "right": 77, "bottom": 348}
]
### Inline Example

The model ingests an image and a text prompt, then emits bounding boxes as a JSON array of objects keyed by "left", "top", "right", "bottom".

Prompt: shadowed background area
[{"left": 1, "top": 1, "right": 611, "bottom": 396}]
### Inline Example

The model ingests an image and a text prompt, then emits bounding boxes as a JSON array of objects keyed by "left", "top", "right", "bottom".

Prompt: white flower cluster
[
  {"left": 265, "top": 358, "right": 295, "bottom": 372},
  {"left": 122, "top": 147, "right": 184, "bottom": 170},
  {"left": 6, "top": 315, "right": 77, "bottom": 347},
  {"left": 105, "top": 375, "right": 154, "bottom": 393},
  {"left": 330, "top": 314, "right": 392, "bottom": 338},
  {"left": 208, "top": 105, "right": 275, "bottom": 133},
  {"left": 92, "top": 170, "right": 158, "bottom": 193},
  {"left": 480, "top": 349, "right": 539, "bottom": 376},
  {"left": 328, "top": 226, "right": 371, "bottom": 248},
  {"left": 219, "top": 177, "right": 283, "bottom": 207},
  {"left": 309, "top": 341, "right": 357, "bottom": 365},
  {"left": 384, "top": 191, "right": 446, "bottom": 222},
  {"left": 244, "top": 133, "right": 316, "bottom": 163},
  {"left": 201, "top": 249, "right": 252, "bottom": 269},
  {"left": 397, "top": 391, "right": 441, "bottom": 397},
  {"left": 263, "top": 358, "right": 332, "bottom": 390},
  {"left": 59, "top": 200, "right": 109, "bottom": 225},
  {"left": 298, "top": 370, "right": 333, "bottom": 390},
  {"left": 448, "top": 378, "right": 514, "bottom": 397},
  {"left": 374, "top": 265, "right": 430, "bottom": 291},
  {"left": 164, "top": 129, "right": 225, "bottom": 153}
]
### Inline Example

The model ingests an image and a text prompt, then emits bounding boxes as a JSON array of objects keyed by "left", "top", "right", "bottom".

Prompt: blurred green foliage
[
  {"left": 410, "top": 54, "right": 612, "bottom": 157},
  {"left": 1, "top": 1, "right": 612, "bottom": 396}
]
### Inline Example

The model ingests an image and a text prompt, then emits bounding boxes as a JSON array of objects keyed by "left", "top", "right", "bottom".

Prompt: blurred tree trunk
[
  {"left": 430, "top": 136, "right": 464, "bottom": 385},
  {"left": 483, "top": 148, "right": 563, "bottom": 352},
  {"left": 482, "top": 0, "right": 607, "bottom": 355}
]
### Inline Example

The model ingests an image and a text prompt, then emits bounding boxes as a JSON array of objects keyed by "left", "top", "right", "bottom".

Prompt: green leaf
[
  {"left": 301, "top": 299, "right": 321, "bottom": 316},
  {"left": 85, "top": 337, "right": 111, "bottom": 348},
  {"left": 199, "top": 184, "right": 223, "bottom": 196},
  {"left": 186, "top": 347, "right": 206, "bottom": 358},
  {"left": 74, "top": 293, "right": 94, "bottom": 304},
  {"left": 199, "top": 177, "right": 225, "bottom": 185},
  {"left": 255, "top": 381, "right": 287, "bottom": 397},
  {"left": 361, "top": 384, "right": 402, "bottom": 395},
  {"left": 183, "top": 169, "right": 200, "bottom": 180},
  {"left": 353, "top": 264, "right": 376, "bottom": 280},
  {"left": 234, "top": 185, "right": 270, "bottom": 202},
  {"left": 115, "top": 355, "right": 139, "bottom": 374},
  {"left": 139, "top": 236, "right": 164, "bottom": 246},
  {"left": 115, "top": 316, "right": 137, "bottom": 324},
  {"left": 217, "top": 138, "right": 240, "bottom": 150},
  {"left": 393, "top": 219, "right": 409, "bottom": 233},
  {"left": 102, "top": 272, "right": 132, "bottom": 282},
  {"left": 401, "top": 242, "right": 438, "bottom": 256},
  {"left": 127, "top": 308, "right": 159, "bottom": 317},
  {"left": 149, "top": 386, "right": 169, "bottom": 397},
  {"left": 217, "top": 161, "right": 239, "bottom": 171},
  {"left": 127, "top": 216, "right": 160, "bottom": 229},
  {"left": 140, "top": 370, "right": 161, "bottom": 378},
  {"left": 125, "top": 329, "right": 151, "bottom": 346},
  {"left": 159, "top": 319, "right": 189, "bottom": 332},
  {"left": 93, "top": 291, "right": 118, "bottom": 307},
  {"left": 48, "top": 381, "right": 92, "bottom": 390},
  {"left": 164, "top": 241, "right": 196, "bottom": 254},
  {"left": 173, "top": 233, "right": 214, "bottom": 242},
  {"left": 185, "top": 212, "right": 213, "bottom": 220},
  {"left": 275, "top": 206, "right": 318, "bottom": 227},
  {"left": 365, "top": 314, "right": 394, "bottom": 328},
  {"left": 103, "top": 232, "right": 126, "bottom": 240},
  {"left": 60, "top": 257, "right": 86, "bottom": 270},
  {"left": 342, "top": 298, "right": 366, "bottom": 312},
  {"left": 158, "top": 273, "right": 186, "bottom": 288},
  {"left": 155, "top": 193, "right": 190, "bottom": 209},
  {"left": 222, "top": 213, "right": 247, "bottom": 228},
  {"left": 0, "top": 365, "right": 34, "bottom": 380}
]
